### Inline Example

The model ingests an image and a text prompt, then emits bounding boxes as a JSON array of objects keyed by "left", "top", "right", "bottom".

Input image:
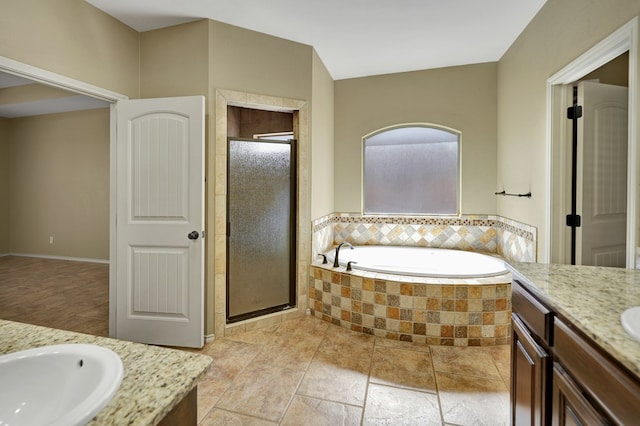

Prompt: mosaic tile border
[
  {"left": 311, "top": 213, "right": 537, "bottom": 263},
  {"left": 309, "top": 266, "right": 512, "bottom": 346}
]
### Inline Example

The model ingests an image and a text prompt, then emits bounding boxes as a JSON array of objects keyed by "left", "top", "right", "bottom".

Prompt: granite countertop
[
  {"left": 0, "top": 320, "right": 212, "bottom": 425},
  {"left": 507, "top": 261, "right": 640, "bottom": 379}
]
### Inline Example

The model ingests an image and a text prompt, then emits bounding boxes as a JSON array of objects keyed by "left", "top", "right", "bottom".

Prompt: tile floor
[
  {"left": 193, "top": 316, "right": 511, "bottom": 425},
  {"left": 0, "top": 256, "right": 511, "bottom": 425}
]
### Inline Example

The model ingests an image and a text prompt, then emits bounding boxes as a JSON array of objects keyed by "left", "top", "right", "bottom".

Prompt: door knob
[{"left": 188, "top": 231, "right": 200, "bottom": 240}]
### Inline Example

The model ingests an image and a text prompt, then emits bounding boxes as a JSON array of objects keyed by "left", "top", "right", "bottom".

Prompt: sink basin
[
  {"left": 0, "top": 344, "right": 124, "bottom": 426},
  {"left": 621, "top": 306, "right": 640, "bottom": 342}
]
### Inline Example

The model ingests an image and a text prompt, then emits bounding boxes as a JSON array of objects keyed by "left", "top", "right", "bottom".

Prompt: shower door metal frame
[{"left": 226, "top": 137, "right": 297, "bottom": 323}]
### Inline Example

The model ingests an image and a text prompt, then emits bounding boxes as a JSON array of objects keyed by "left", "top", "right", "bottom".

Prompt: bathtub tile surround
[
  {"left": 309, "top": 213, "right": 535, "bottom": 346},
  {"left": 495, "top": 216, "right": 537, "bottom": 264},
  {"left": 312, "top": 213, "right": 536, "bottom": 263},
  {"left": 309, "top": 266, "right": 511, "bottom": 346}
]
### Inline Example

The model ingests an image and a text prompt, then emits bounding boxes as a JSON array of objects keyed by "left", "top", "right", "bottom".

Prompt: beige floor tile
[
  {"left": 436, "top": 371, "right": 510, "bottom": 426},
  {"left": 374, "top": 336, "right": 431, "bottom": 353},
  {"left": 215, "top": 364, "right": 304, "bottom": 422},
  {"left": 280, "top": 395, "right": 362, "bottom": 426},
  {"left": 226, "top": 326, "right": 280, "bottom": 345},
  {"left": 430, "top": 345, "right": 503, "bottom": 380},
  {"left": 297, "top": 350, "right": 371, "bottom": 406},
  {"left": 318, "top": 325, "right": 375, "bottom": 359},
  {"left": 200, "top": 408, "right": 277, "bottom": 425},
  {"left": 277, "top": 316, "right": 331, "bottom": 336},
  {"left": 252, "top": 332, "right": 323, "bottom": 371},
  {"left": 201, "top": 339, "right": 262, "bottom": 381},
  {"left": 197, "top": 377, "right": 233, "bottom": 422},
  {"left": 362, "top": 383, "right": 442, "bottom": 425},
  {"left": 486, "top": 345, "right": 512, "bottom": 387},
  {"left": 369, "top": 346, "right": 436, "bottom": 392}
]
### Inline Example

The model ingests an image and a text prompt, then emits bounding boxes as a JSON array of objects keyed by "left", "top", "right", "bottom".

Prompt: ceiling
[
  {"left": 87, "top": 0, "right": 548, "bottom": 80},
  {"left": 2, "top": 1, "right": 548, "bottom": 118}
]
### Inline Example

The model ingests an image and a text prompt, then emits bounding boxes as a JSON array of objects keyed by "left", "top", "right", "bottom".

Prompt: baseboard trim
[
  {"left": 204, "top": 334, "right": 215, "bottom": 343},
  {"left": 7, "top": 253, "right": 109, "bottom": 264}
]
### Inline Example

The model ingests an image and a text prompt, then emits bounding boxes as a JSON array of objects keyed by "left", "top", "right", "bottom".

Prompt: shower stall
[{"left": 226, "top": 137, "right": 296, "bottom": 322}]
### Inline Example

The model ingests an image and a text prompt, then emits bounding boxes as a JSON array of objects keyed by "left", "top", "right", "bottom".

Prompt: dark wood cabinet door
[
  {"left": 552, "top": 364, "right": 607, "bottom": 426},
  {"left": 512, "top": 313, "right": 551, "bottom": 426}
]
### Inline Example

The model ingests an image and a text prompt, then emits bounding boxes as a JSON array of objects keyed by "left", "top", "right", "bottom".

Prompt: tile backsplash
[{"left": 312, "top": 213, "right": 536, "bottom": 263}]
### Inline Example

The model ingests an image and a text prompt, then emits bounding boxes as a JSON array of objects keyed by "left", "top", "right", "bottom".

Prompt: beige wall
[
  {"left": 0, "top": 117, "right": 8, "bottom": 253},
  {"left": 334, "top": 62, "right": 498, "bottom": 214},
  {"left": 209, "top": 20, "right": 313, "bottom": 102},
  {"left": 0, "top": 0, "right": 139, "bottom": 98},
  {"left": 311, "top": 50, "right": 335, "bottom": 219},
  {"left": 8, "top": 109, "right": 110, "bottom": 259},
  {"left": 140, "top": 20, "right": 210, "bottom": 99},
  {"left": 497, "top": 0, "right": 640, "bottom": 260}
]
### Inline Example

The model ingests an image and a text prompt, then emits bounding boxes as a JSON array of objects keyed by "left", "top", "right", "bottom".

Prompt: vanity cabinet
[
  {"left": 553, "top": 318, "right": 640, "bottom": 425},
  {"left": 551, "top": 363, "right": 606, "bottom": 425},
  {"left": 511, "top": 279, "right": 553, "bottom": 426},
  {"left": 511, "top": 276, "right": 640, "bottom": 425}
]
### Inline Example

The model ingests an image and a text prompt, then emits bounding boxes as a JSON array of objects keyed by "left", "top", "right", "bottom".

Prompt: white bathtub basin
[
  {"left": 621, "top": 306, "right": 640, "bottom": 342},
  {"left": 327, "top": 245, "right": 508, "bottom": 278},
  {"left": 0, "top": 343, "right": 124, "bottom": 426}
]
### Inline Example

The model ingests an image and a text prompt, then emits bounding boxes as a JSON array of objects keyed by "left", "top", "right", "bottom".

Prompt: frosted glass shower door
[{"left": 227, "top": 138, "right": 296, "bottom": 322}]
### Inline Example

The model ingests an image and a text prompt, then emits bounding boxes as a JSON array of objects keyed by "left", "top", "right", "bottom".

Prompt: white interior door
[
  {"left": 577, "top": 81, "right": 628, "bottom": 267},
  {"left": 115, "top": 96, "right": 204, "bottom": 348}
]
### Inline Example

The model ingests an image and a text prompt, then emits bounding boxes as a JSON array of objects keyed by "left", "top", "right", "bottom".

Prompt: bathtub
[
  {"left": 310, "top": 245, "right": 512, "bottom": 346},
  {"left": 326, "top": 245, "right": 507, "bottom": 278}
]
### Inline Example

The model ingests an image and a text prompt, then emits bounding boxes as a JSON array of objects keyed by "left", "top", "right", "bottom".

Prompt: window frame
[{"left": 361, "top": 123, "right": 462, "bottom": 216}]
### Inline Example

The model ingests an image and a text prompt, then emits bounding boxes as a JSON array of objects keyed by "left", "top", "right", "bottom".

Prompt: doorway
[
  {"left": 0, "top": 56, "right": 124, "bottom": 334},
  {"left": 547, "top": 18, "right": 638, "bottom": 267},
  {"left": 213, "top": 89, "right": 310, "bottom": 337},
  {"left": 566, "top": 60, "right": 629, "bottom": 267}
]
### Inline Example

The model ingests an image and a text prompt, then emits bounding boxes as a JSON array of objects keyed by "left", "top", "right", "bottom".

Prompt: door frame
[
  {"left": 0, "top": 56, "right": 128, "bottom": 335},
  {"left": 546, "top": 17, "right": 639, "bottom": 266},
  {"left": 214, "top": 89, "right": 310, "bottom": 337}
]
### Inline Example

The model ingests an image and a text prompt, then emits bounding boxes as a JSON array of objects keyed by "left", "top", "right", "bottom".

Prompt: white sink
[
  {"left": 0, "top": 344, "right": 124, "bottom": 426},
  {"left": 621, "top": 306, "right": 640, "bottom": 342}
]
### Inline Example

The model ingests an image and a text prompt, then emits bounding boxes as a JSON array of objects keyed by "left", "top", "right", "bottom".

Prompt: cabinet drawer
[
  {"left": 512, "top": 280, "right": 554, "bottom": 346},
  {"left": 555, "top": 319, "right": 640, "bottom": 424}
]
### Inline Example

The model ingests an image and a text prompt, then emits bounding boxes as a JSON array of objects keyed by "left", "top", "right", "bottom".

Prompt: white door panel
[
  {"left": 115, "top": 96, "right": 204, "bottom": 348},
  {"left": 578, "top": 82, "right": 628, "bottom": 267}
]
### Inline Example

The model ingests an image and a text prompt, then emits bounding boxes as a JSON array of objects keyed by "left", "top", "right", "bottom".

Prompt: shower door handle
[{"left": 188, "top": 231, "right": 200, "bottom": 240}]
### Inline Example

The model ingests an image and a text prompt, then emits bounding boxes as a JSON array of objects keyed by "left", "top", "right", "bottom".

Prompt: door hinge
[
  {"left": 567, "top": 105, "right": 583, "bottom": 120},
  {"left": 566, "top": 214, "right": 582, "bottom": 227}
]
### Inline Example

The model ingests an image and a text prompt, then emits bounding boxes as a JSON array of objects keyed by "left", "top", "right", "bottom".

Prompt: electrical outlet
[{"left": 49, "top": 236, "right": 54, "bottom": 244}]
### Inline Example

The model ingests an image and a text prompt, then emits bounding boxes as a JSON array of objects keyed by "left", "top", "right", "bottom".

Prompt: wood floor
[{"left": 0, "top": 255, "right": 109, "bottom": 336}]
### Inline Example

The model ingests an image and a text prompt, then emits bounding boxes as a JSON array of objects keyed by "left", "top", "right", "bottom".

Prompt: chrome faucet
[{"left": 333, "top": 242, "right": 353, "bottom": 267}]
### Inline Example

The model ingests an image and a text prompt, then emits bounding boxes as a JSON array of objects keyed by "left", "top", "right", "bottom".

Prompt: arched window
[{"left": 363, "top": 124, "right": 460, "bottom": 215}]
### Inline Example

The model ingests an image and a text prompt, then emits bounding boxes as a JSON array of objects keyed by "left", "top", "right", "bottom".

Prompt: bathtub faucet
[{"left": 333, "top": 242, "right": 354, "bottom": 268}]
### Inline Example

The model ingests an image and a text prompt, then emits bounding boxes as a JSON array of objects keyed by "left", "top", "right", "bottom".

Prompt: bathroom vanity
[
  {"left": 0, "top": 320, "right": 212, "bottom": 425},
  {"left": 508, "top": 262, "right": 640, "bottom": 425}
]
